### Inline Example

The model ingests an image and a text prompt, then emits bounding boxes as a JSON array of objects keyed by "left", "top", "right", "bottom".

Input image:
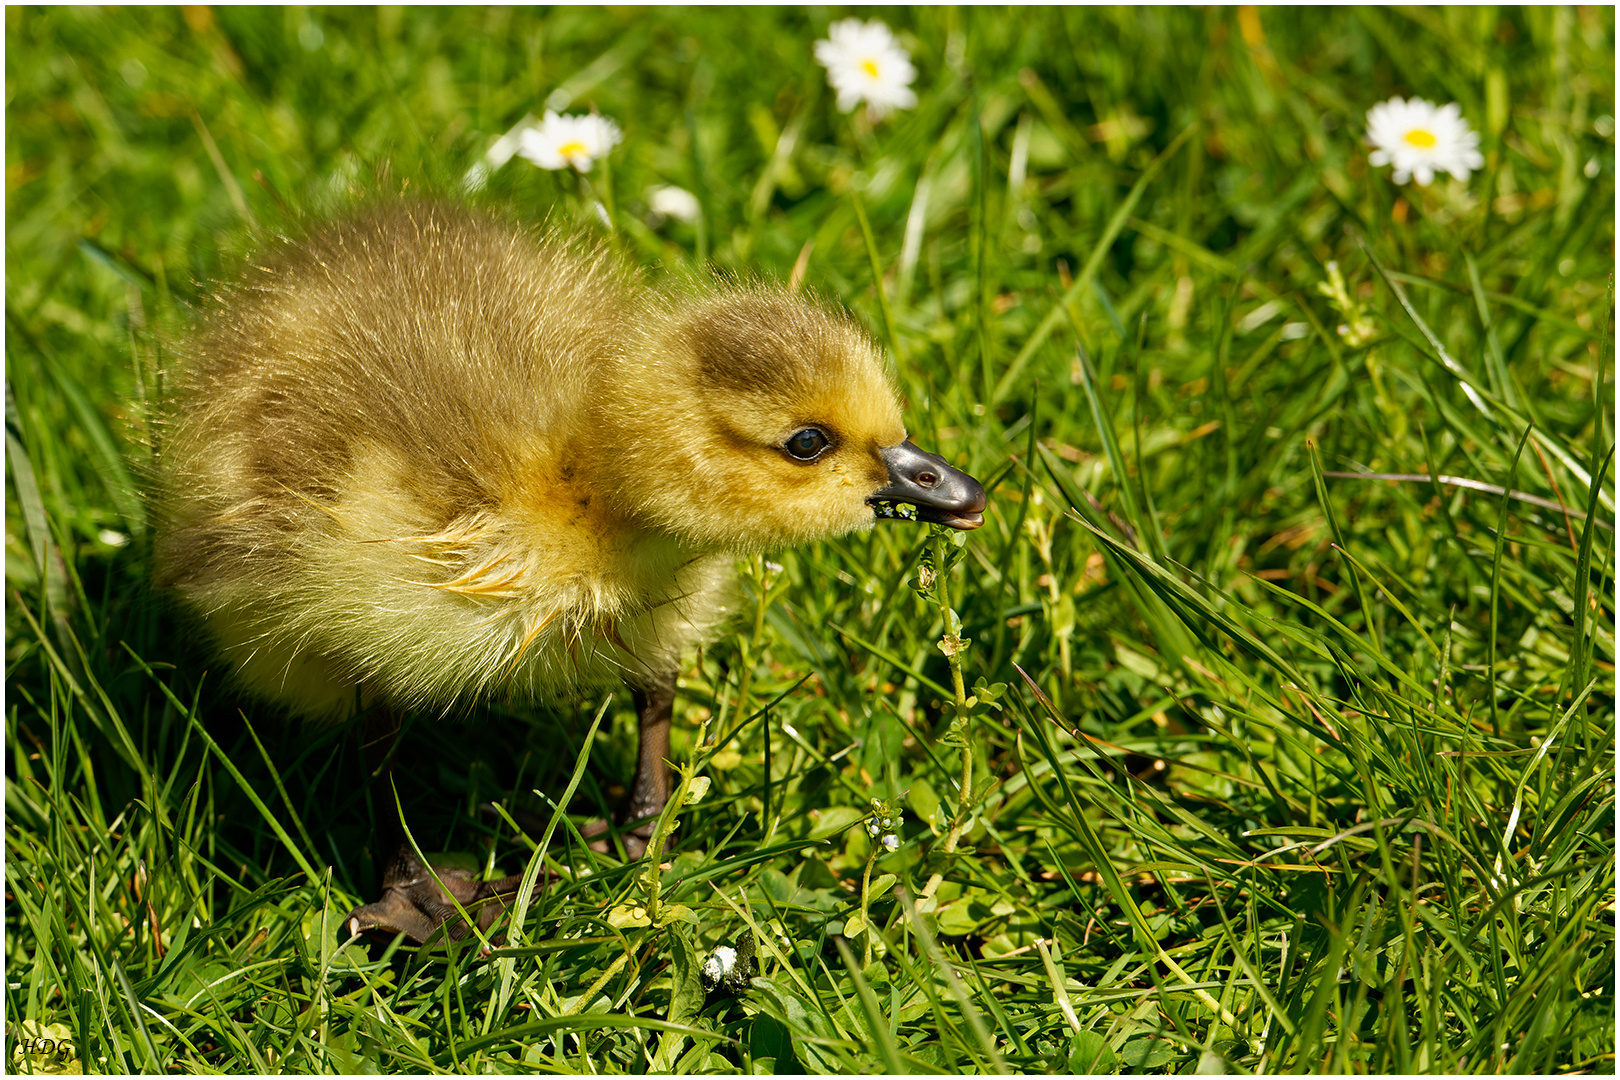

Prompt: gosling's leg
[
  {"left": 584, "top": 670, "right": 676, "bottom": 859},
  {"left": 626, "top": 670, "right": 677, "bottom": 854}
]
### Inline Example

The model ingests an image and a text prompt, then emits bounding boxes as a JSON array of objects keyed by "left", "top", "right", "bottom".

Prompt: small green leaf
[
  {"left": 651, "top": 926, "right": 704, "bottom": 1072},
  {"left": 607, "top": 903, "right": 651, "bottom": 928},
  {"left": 1069, "top": 1030, "right": 1118, "bottom": 1073},
  {"left": 909, "top": 778, "right": 942, "bottom": 828},
  {"left": 970, "top": 677, "right": 1007, "bottom": 711},
  {"left": 749, "top": 1015, "right": 799, "bottom": 1074},
  {"left": 935, "top": 897, "right": 981, "bottom": 936},
  {"left": 1121, "top": 1036, "right": 1176, "bottom": 1069},
  {"left": 809, "top": 805, "right": 866, "bottom": 839},
  {"left": 655, "top": 903, "right": 698, "bottom": 927}
]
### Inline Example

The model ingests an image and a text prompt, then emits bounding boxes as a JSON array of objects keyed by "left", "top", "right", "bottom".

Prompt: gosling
[{"left": 152, "top": 201, "right": 985, "bottom": 942}]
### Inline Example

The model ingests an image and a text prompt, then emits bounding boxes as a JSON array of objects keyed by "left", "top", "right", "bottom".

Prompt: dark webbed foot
[
  {"left": 344, "top": 846, "right": 536, "bottom": 945},
  {"left": 344, "top": 671, "right": 680, "bottom": 945}
]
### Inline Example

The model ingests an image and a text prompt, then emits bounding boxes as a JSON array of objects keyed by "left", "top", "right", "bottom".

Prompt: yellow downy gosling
[{"left": 152, "top": 201, "right": 985, "bottom": 942}]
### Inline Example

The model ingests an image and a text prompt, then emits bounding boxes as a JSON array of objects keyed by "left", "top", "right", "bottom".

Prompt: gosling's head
[{"left": 597, "top": 286, "right": 985, "bottom": 552}]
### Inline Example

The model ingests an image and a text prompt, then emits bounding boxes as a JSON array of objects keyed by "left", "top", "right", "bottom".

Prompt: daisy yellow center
[
  {"left": 861, "top": 59, "right": 880, "bottom": 78},
  {"left": 1403, "top": 128, "right": 1438, "bottom": 148},
  {"left": 558, "top": 141, "right": 587, "bottom": 157}
]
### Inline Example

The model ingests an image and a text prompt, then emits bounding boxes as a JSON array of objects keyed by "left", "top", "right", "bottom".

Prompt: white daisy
[
  {"left": 517, "top": 110, "right": 622, "bottom": 174},
  {"left": 814, "top": 19, "right": 918, "bottom": 120},
  {"left": 1365, "top": 97, "right": 1484, "bottom": 187}
]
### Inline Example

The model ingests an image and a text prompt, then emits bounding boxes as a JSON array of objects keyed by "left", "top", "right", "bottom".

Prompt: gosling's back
[{"left": 166, "top": 205, "right": 626, "bottom": 534}]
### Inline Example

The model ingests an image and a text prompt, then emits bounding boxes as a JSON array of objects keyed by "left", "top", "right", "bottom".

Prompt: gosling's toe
[{"left": 344, "top": 846, "right": 537, "bottom": 946}]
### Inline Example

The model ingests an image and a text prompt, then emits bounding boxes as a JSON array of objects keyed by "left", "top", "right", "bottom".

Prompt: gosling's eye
[{"left": 784, "top": 427, "right": 831, "bottom": 462}]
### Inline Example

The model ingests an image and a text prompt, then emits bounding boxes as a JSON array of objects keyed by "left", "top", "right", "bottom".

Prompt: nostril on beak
[{"left": 869, "top": 439, "right": 984, "bottom": 530}]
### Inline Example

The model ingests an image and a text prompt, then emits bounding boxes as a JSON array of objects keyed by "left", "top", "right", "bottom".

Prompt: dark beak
[{"left": 869, "top": 440, "right": 986, "bottom": 530}]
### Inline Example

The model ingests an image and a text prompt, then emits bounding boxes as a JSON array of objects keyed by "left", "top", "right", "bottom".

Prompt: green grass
[{"left": 5, "top": 5, "right": 1614, "bottom": 1074}]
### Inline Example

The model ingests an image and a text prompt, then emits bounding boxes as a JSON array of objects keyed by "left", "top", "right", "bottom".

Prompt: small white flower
[
  {"left": 814, "top": 19, "right": 918, "bottom": 120},
  {"left": 1365, "top": 97, "right": 1484, "bottom": 187},
  {"left": 518, "top": 110, "right": 622, "bottom": 173},
  {"left": 647, "top": 185, "right": 701, "bottom": 224},
  {"left": 866, "top": 822, "right": 880, "bottom": 837},
  {"left": 880, "top": 833, "right": 900, "bottom": 851}
]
